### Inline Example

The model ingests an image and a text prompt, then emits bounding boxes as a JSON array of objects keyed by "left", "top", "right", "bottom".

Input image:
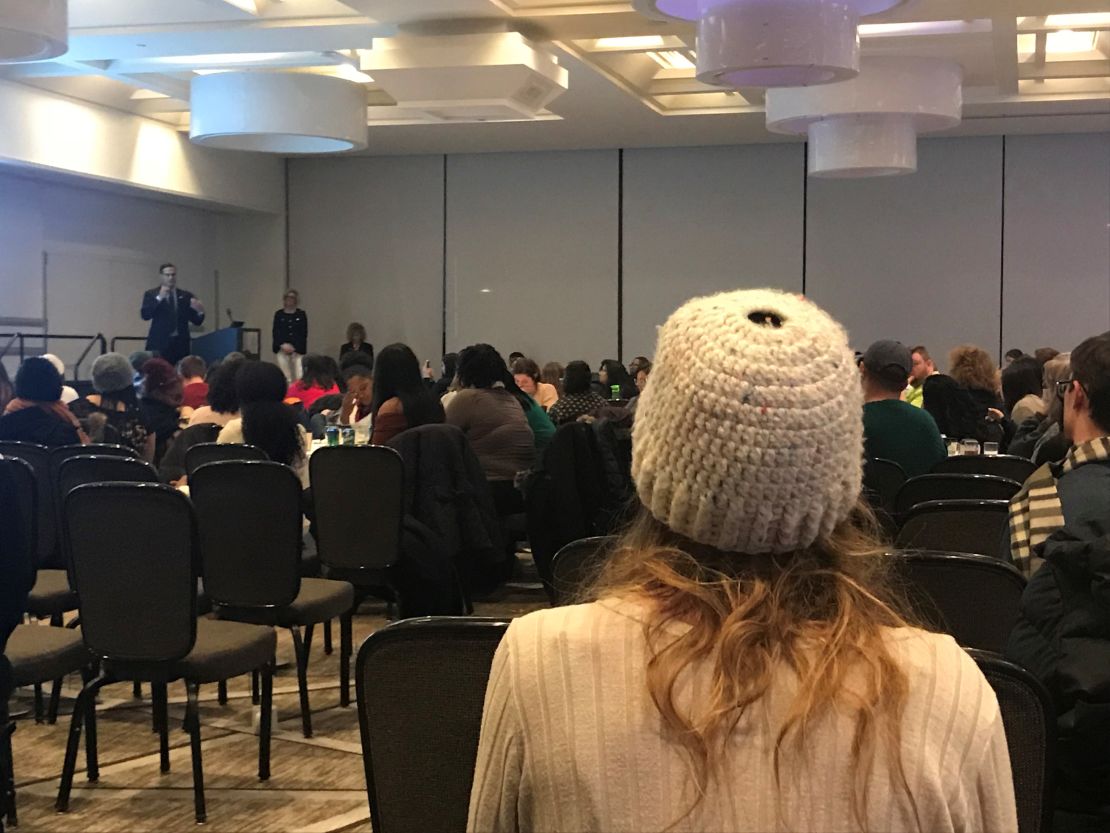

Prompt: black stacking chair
[
  {"left": 890, "top": 551, "right": 1025, "bottom": 652},
  {"left": 190, "top": 461, "right": 354, "bottom": 738},
  {"left": 184, "top": 442, "right": 268, "bottom": 476},
  {"left": 863, "top": 458, "right": 907, "bottom": 516},
  {"left": 57, "top": 483, "right": 276, "bottom": 824},
  {"left": 57, "top": 455, "right": 158, "bottom": 499},
  {"left": 0, "top": 442, "right": 58, "bottom": 569},
  {"left": 356, "top": 618, "right": 509, "bottom": 833},
  {"left": 933, "top": 454, "right": 1037, "bottom": 485},
  {"left": 968, "top": 651, "right": 1054, "bottom": 833},
  {"left": 550, "top": 536, "right": 618, "bottom": 606},
  {"left": 0, "top": 454, "right": 90, "bottom": 829},
  {"left": 310, "top": 445, "right": 405, "bottom": 703},
  {"left": 895, "top": 500, "right": 1011, "bottom": 558},
  {"left": 894, "top": 474, "right": 1021, "bottom": 516}
]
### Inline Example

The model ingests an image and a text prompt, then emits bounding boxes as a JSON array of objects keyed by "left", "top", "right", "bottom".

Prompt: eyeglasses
[{"left": 1056, "top": 377, "right": 1087, "bottom": 399}]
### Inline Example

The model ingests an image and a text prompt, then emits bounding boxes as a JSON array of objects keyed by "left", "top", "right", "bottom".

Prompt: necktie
[{"left": 170, "top": 291, "right": 178, "bottom": 338}]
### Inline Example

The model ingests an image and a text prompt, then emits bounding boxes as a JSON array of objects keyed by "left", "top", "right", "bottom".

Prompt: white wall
[{"left": 284, "top": 133, "right": 1109, "bottom": 369}]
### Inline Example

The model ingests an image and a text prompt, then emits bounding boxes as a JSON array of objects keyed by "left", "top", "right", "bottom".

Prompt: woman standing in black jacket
[{"left": 273, "top": 289, "right": 308, "bottom": 382}]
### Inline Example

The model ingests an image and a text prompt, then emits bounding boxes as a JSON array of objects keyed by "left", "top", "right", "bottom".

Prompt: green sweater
[{"left": 863, "top": 399, "right": 947, "bottom": 478}]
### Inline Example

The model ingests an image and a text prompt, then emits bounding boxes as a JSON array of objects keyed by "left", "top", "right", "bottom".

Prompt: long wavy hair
[
  {"left": 370, "top": 343, "right": 444, "bottom": 428},
  {"left": 582, "top": 505, "right": 918, "bottom": 830},
  {"left": 948, "top": 345, "right": 1000, "bottom": 394}
]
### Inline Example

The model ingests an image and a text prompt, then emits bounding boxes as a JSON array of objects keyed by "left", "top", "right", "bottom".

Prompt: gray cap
[
  {"left": 862, "top": 340, "right": 912, "bottom": 376},
  {"left": 91, "top": 352, "right": 135, "bottom": 394}
]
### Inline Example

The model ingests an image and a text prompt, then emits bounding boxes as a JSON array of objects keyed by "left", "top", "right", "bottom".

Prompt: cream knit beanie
[{"left": 632, "top": 289, "right": 863, "bottom": 554}]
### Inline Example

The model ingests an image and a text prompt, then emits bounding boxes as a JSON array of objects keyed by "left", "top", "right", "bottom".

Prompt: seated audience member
[
  {"left": 71, "top": 353, "right": 154, "bottom": 461},
  {"left": 540, "top": 361, "right": 564, "bottom": 398},
  {"left": 139, "top": 358, "right": 185, "bottom": 466},
  {"left": 627, "top": 355, "right": 651, "bottom": 379},
  {"left": 1004, "top": 348, "right": 1026, "bottom": 366},
  {"left": 508, "top": 351, "right": 525, "bottom": 365},
  {"left": 367, "top": 343, "right": 445, "bottom": 445},
  {"left": 339, "top": 322, "right": 374, "bottom": 367},
  {"left": 469, "top": 289, "right": 1016, "bottom": 833},
  {"left": 922, "top": 373, "right": 979, "bottom": 440},
  {"left": 1002, "top": 355, "right": 1045, "bottom": 424},
  {"left": 949, "top": 344, "right": 1010, "bottom": 446},
  {"left": 548, "top": 361, "right": 608, "bottom": 426},
  {"left": 286, "top": 353, "right": 339, "bottom": 410},
  {"left": 507, "top": 371, "right": 555, "bottom": 451},
  {"left": 1010, "top": 353, "right": 1071, "bottom": 465},
  {"left": 1007, "top": 333, "right": 1110, "bottom": 830},
  {"left": 178, "top": 355, "right": 208, "bottom": 409},
  {"left": 445, "top": 344, "right": 536, "bottom": 513},
  {"left": 0, "top": 362, "right": 12, "bottom": 413},
  {"left": 599, "top": 359, "right": 638, "bottom": 400},
  {"left": 512, "top": 357, "right": 559, "bottom": 410},
  {"left": 860, "top": 340, "right": 946, "bottom": 477},
  {"left": 128, "top": 350, "right": 153, "bottom": 390},
  {"left": 0, "top": 459, "right": 33, "bottom": 699},
  {"left": 432, "top": 352, "right": 458, "bottom": 399},
  {"left": 41, "top": 354, "right": 78, "bottom": 404},
  {"left": 219, "top": 361, "right": 309, "bottom": 487},
  {"left": 188, "top": 359, "right": 243, "bottom": 427},
  {"left": 0, "top": 357, "right": 86, "bottom": 446},
  {"left": 628, "top": 359, "right": 652, "bottom": 415},
  {"left": 1034, "top": 346, "right": 1060, "bottom": 367},
  {"left": 335, "top": 363, "right": 372, "bottom": 428},
  {"left": 904, "top": 345, "right": 937, "bottom": 407}
]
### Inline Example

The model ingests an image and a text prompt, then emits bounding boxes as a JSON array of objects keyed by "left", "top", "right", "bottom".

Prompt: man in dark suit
[{"left": 141, "top": 262, "right": 205, "bottom": 365}]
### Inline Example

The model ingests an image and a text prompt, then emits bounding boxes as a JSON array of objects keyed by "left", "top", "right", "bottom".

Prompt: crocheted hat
[
  {"left": 91, "top": 353, "right": 135, "bottom": 394},
  {"left": 632, "top": 289, "right": 863, "bottom": 554}
]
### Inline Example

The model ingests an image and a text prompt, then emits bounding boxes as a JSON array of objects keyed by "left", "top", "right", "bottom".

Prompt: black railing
[
  {"left": 109, "top": 336, "right": 148, "bottom": 353},
  {"left": 0, "top": 332, "right": 107, "bottom": 380}
]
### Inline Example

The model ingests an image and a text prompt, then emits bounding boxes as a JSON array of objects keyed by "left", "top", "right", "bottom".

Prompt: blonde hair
[
  {"left": 583, "top": 506, "right": 918, "bottom": 830},
  {"left": 948, "top": 344, "right": 1000, "bottom": 393}
]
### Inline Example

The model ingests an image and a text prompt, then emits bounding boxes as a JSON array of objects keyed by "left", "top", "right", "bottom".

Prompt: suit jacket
[{"left": 141, "top": 287, "right": 204, "bottom": 356}]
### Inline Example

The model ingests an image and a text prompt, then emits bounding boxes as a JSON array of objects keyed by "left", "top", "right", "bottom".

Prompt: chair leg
[
  {"left": 323, "top": 619, "right": 333, "bottom": 656},
  {"left": 340, "top": 611, "right": 353, "bottom": 708},
  {"left": 290, "top": 627, "right": 313, "bottom": 739},
  {"left": 303, "top": 622, "right": 315, "bottom": 662},
  {"left": 152, "top": 682, "right": 170, "bottom": 774},
  {"left": 83, "top": 668, "right": 100, "bottom": 784},
  {"left": 185, "top": 683, "right": 206, "bottom": 825},
  {"left": 56, "top": 671, "right": 106, "bottom": 813},
  {"left": 47, "top": 677, "right": 63, "bottom": 725},
  {"left": 32, "top": 686, "right": 43, "bottom": 725},
  {"left": 1, "top": 700, "right": 16, "bottom": 828},
  {"left": 217, "top": 680, "right": 228, "bottom": 706},
  {"left": 132, "top": 681, "right": 142, "bottom": 700},
  {"left": 258, "top": 663, "right": 273, "bottom": 782},
  {"left": 251, "top": 671, "right": 260, "bottom": 706}
]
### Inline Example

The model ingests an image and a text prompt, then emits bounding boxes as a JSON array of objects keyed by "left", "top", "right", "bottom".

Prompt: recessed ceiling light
[
  {"left": 648, "top": 50, "right": 695, "bottom": 71},
  {"left": 595, "top": 36, "right": 667, "bottom": 50}
]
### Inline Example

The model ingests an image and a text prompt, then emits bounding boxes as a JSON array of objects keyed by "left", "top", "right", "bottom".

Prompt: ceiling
[{"left": 3, "top": 0, "right": 1110, "bottom": 155}]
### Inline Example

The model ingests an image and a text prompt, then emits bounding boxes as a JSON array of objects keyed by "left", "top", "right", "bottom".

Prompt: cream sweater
[{"left": 468, "top": 599, "right": 1017, "bottom": 833}]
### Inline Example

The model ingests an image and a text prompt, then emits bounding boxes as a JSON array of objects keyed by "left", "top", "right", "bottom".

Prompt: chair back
[
  {"left": 0, "top": 441, "right": 55, "bottom": 568},
  {"left": 0, "top": 454, "right": 37, "bottom": 574},
  {"left": 894, "top": 473, "right": 1021, "bottom": 515},
  {"left": 933, "top": 454, "right": 1037, "bottom": 484},
  {"left": 968, "top": 650, "right": 1054, "bottom": 833},
  {"left": 57, "top": 456, "right": 158, "bottom": 502},
  {"left": 65, "top": 483, "right": 197, "bottom": 664},
  {"left": 895, "top": 500, "right": 1011, "bottom": 558},
  {"left": 310, "top": 446, "right": 404, "bottom": 572},
  {"left": 863, "top": 458, "right": 907, "bottom": 514},
  {"left": 356, "top": 618, "right": 508, "bottom": 833},
  {"left": 49, "top": 443, "right": 138, "bottom": 475},
  {"left": 550, "top": 536, "right": 618, "bottom": 606},
  {"left": 184, "top": 442, "right": 268, "bottom": 476},
  {"left": 190, "top": 461, "right": 302, "bottom": 609},
  {"left": 890, "top": 550, "right": 1025, "bottom": 652}
]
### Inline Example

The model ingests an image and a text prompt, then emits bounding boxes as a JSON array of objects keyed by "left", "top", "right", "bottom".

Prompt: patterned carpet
[{"left": 9, "top": 588, "right": 548, "bottom": 833}]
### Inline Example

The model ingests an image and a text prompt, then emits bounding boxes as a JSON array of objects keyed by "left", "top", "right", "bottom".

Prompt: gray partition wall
[
  {"left": 1002, "top": 133, "right": 1110, "bottom": 355},
  {"left": 621, "top": 144, "right": 806, "bottom": 361},
  {"left": 288, "top": 155, "right": 445, "bottom": 362},
  {"left": 805, "top": 137, "right": 1005, "bottom": 366},
  {"left": 445, "top": 150, "right": 619, "bottom": 364}
]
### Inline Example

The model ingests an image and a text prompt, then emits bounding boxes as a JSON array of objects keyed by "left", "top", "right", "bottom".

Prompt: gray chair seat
[
  {"left": 7, "top": 625, "right": 88, "bottom": 687},
  {"left": 25, "top": 570, "right": 77, "bottom": 617},
  {"left": 171, "top": 619, "right": 276, "bottom": 685},
  {"left": 217, "top": 578, "right": 354, "bottom": 628}
]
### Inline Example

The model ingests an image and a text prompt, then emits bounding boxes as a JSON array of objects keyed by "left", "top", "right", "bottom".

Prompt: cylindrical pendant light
[
  {"left": 0, "top": 0, "right": 67, "bottom": 63},
  {"left": 632, "top": 0, "right": 907, "bottom": 88},
  {"left": 765, "top": 57, "right": 963, "bottom": 177},
  {"left": 190, "top": 72, "right": 369, "bottom": 154}
]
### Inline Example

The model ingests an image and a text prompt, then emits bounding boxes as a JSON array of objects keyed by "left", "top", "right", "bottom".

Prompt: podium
[{"left": 191, "top": 326, "right": 261, "bottom": 364}]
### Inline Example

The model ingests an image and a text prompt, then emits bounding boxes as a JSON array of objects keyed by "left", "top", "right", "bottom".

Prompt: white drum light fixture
[
  {"left": 765, "top": 57, "right": 963, "bottom": 177},
  {"left": 632, "top": 0, "right": 908, "bottom": 87},
  {"left": 0, "top": 0, "right": 67, "bottom": 63},
  {"left": 190, "top": 72, "right": 368, "bottom": 154}
]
